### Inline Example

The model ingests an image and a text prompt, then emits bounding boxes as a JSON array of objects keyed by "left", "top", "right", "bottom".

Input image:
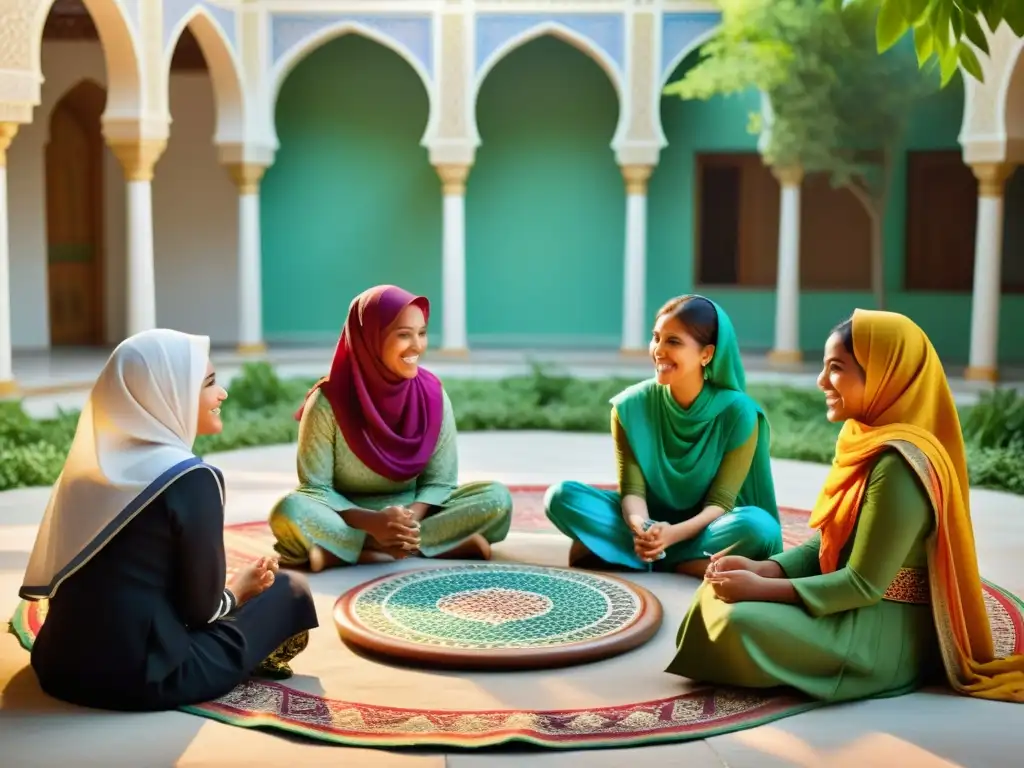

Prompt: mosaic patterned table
[{"left": 333, "top": 563, "right": 663, "bottom": 669}]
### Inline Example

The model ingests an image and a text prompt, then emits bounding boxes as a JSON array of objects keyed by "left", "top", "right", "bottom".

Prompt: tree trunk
[
  {"left": 846, "top": 180, "right": 887, "bottom": 310},
  {"left": 869, "top": 207, "right": 885, "bottom": 310}
]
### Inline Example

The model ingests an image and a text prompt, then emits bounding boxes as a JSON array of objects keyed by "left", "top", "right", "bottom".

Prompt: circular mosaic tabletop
[{"left": 333, "top": 563, "right": 663, "bottom": 669}]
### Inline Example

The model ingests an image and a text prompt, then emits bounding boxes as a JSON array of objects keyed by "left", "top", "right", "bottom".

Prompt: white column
[
  {"left": 0, "top": 123, "right": 18, "bottom": 396},
  {"left": 436, "top": 164, "right": 470, "bottom": 352},
  {"left": 966, "top": 162, "right": 1015, "bottom": 382},
  {"left": 111, "top": 140, "right": 165, "bottom": 338},
  {"left": 769, "top": 166, "right": 803, "bottom": 364},
  {"left": 621, "top": 164, "right": 653, "bottom": 352},
  {"left": 226, "top": 163, "right": 267, "bottom": 354}
]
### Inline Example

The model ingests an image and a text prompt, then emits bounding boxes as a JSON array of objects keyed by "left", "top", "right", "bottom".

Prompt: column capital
[
  {"left": 772, "top": 166, "right": 804, "bottom": 188},
  {"left": 621, "top": 164, "right": 654, "bottom": 195},
  {"left": 436, "top": 163, "right": 471, "bottom": 195},
  {"left": 109, "top": 139, "right": 167, "bottom": 182},
  {"left": 0, "top": 123, "right": 18, "bottom": 168},
  {"left": 971, "top": 162, "right": 1016, "bottom": 197},
  {"left": 225, "top": 162, "right": 267, "bottom": 195}
]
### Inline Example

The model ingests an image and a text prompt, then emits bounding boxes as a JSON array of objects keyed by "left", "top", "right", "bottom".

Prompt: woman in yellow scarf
[{"left": 666, "top": 309, "right": 1024, "bottom": 702}]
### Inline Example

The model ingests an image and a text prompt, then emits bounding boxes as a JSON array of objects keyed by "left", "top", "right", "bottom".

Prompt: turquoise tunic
[
  {"left": 269, "top": 388, "right": 513, "bottom": 565},
  {"left": 666, "top": 450, "right": 943, "bottom": 701},
  {"left": 544, "top": 392, "right": 783, "bottom": 571}
]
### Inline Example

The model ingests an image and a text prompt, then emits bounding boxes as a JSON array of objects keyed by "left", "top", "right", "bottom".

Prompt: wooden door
[
  {"left": 905, "top": 150, "right": 977, "bottom": 291},
  {"left": 46, "top": 80, "right": 106, "bottom": 346}
]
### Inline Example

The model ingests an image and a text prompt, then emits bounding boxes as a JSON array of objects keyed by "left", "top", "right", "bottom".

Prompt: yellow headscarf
[{"left": 809, "top": 309, "right": 1024, "bottom": 702}]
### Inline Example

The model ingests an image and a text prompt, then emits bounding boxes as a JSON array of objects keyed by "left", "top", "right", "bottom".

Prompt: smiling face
[
  {"left": 380, "top": 303, "right": 428, "bottom": 380},
  {"left": 195, "top": 360, "right": 228, "bottom": 435},
  {"left": 817, "top": 331, "right": 866, "bottom": 423},
  {"left": 650, "top": 312, "right": 714, "bottom": 388}
]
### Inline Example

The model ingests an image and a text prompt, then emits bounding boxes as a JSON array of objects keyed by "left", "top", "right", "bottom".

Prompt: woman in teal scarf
[{"left": 544, "top": 295, "right": 783, "bottom": 576}]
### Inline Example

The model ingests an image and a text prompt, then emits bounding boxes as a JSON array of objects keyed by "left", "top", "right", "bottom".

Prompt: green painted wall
[
  {"left": 259, "top": 34, "right": 1021, "bottom": 363},
  {"left": 261, "top": 36, "right": 441, "bottom": 343},
  {"left": 652, "top": 57, "right": 1024, "bottom": 365},
  {"left": 467, "top": 37, "right": 623, "bottom": 348}
]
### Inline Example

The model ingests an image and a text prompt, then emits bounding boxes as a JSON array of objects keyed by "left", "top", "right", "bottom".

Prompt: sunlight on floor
[{"left": 733, "top": 727, "right": 964, "bottom": 767}]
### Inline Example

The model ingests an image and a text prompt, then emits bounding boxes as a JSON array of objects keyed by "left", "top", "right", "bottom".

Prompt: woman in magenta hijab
[{"left": 269, "top": 285, "right": 513, "bottom": 571}]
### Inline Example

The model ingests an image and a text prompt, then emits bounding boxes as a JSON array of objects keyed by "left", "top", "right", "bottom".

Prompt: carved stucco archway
[
  {"left": 471, "top": 23, "right": 626, "bottom": 147},
  {"left": 999, "top": 39, "right": 1024, "bottom": 163},
  {"left": 164, "top": 6, "right": 245, "bottom": 144},
  {"left": 268, "top": 21, "right": 437, "bottom": 148},
  {"left": 960, "top": 24, "right": 1024, "bottom": 164},
  {"left": 29, "top": 0, "right": 144, "bottom": 119}
]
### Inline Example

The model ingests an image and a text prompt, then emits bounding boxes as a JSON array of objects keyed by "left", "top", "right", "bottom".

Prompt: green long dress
[
  {"left": 666, "top": 449, "right": 943, "bottom": 702},
  {"left": 269, "top": 388, "right": 513, "bottom": 565}
]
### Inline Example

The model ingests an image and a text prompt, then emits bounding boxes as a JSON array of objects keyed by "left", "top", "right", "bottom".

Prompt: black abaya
[{"left": 29, "top": 465, "right": 319, "bottom": 711}]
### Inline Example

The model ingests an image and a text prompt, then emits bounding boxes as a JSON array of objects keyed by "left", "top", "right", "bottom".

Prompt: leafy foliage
[
  {"left": 2, "top": 363, "right": 1024, "bottom": 497},
  {"left": 665, "top": 0, "right": 932, "bottom": 182},
  {"left": 664, "top": 0, "right": 935, "bottom": 308},
  {"left": 872, "top": 0, "right": 1024, "bottom": 85}
]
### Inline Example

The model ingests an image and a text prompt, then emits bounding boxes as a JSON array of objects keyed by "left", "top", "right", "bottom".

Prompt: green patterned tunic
[
  {"left": 665, "top": 450, "right": 942, "bottom": 701},
  {"left": 269, "top": 388, "right": 513, "bottom": 565}
]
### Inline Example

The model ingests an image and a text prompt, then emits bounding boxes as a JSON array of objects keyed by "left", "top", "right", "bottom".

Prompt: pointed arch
[
  {"left": 164, "top": 7, "right": 246, "bottom": 144},
  {"left": 473, "top": 24, "right": 624, "bottom": 146},
  {"left": 269, "top": 22, "right": 437, "bottom": 144},
  {"left": 960, "top": 25, "right": 1023, "bottom": 159},
  {"left": 44, "top": 76, "right": 108, "bottom": 141},
  {"left": 658, "top": 25, "right": 719, "bottom": 89},
  {"left": 32, "top": 0, "right": 143, "bottom": 117},
  {"left": 474, "top": 22, "right": 624, "bottom": 107},
  {"left": 1000, "top": 38, "right": 1024, "bottom": 150},
  {"left": 656, "top": 24, "right": 721, "bottom": 149}
]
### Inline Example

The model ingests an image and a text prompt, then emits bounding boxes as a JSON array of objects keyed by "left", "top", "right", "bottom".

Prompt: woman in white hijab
[{"left": 20, "top": 329, "right": 318, "bottom": 711}]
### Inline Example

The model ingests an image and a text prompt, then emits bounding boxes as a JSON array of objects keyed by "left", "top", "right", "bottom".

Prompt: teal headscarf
[{"left": 609, "top": 297, "right": 778, "bottom": 520}]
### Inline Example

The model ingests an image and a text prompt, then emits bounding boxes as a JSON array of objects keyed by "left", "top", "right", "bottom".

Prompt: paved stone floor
[{"left": 1, "top": 433, "right": 1022, "bottom": 766}]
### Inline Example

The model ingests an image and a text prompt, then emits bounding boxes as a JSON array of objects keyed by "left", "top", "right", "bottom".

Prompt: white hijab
[{"left": 20, "top": 328, "right": 219, "bottom": 600}]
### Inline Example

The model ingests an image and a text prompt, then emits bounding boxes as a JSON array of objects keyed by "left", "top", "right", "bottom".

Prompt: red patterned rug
[{"left": 8, "top": 484, "right": 1024, "bottom": 750}]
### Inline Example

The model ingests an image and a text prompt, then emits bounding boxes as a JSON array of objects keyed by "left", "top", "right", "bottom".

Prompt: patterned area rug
[
  {"left": 332, "top": 563, "right": 663, "bottom": 669},
  {"left": 8, "top": 484, "right": 1024, "bottom": 750}
]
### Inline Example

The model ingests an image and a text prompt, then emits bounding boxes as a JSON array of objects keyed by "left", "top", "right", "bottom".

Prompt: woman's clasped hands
[
  {"left": 366, "top": 505, "right": 421, "bottom": 558},
  {"left": 627, "top": 515, "right": 694, "bottom": 564},
  {"left": 704, "top": 549, "right": 783, "bottom": 603}
]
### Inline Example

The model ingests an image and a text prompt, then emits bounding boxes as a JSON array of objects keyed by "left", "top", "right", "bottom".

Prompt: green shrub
[
  {"left": 961, "top": 389, "right": 1024, "bottom": 450},
  {"left": 2, "top": 363, "right": 1023, "bottom": 496}
]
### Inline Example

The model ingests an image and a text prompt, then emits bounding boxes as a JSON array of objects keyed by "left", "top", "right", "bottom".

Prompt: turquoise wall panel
[
  {"left": 261, "top": 36, "right": 441, "bottom": 343},
  {"left": 466, "top": 36, "right": 624, "bottom": 348}
]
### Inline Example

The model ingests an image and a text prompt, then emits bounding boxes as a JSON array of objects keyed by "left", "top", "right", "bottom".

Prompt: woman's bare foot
[
  {"left": 568, "top": 539, "right": 605, "bottom": 568},
  {"left": 436, "top": 533, "right": 491, "bottom": 561},
  {"left": 308, "top": 544, "right": 343, "bottom": 573},
  {"left": 674, "top": 559, "right": 710, "bottom": 578},
  {"left": 357, "top": 549, "right": 398, "bottom": 564}
]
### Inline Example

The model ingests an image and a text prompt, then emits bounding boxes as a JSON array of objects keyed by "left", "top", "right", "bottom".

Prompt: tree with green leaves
[
  {"left": 664, "top": 0, "right": 937, "bottom": 310},
  {"left": 873, "top": 0, "right": 1024, "bottom": 85}
]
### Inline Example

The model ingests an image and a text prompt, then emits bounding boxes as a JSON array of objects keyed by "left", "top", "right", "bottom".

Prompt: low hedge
[{"left": 2, "top": 362, "right": 1023, "bottom": 495}]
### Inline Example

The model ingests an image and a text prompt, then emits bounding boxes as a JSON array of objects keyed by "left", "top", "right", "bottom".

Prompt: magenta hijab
[{"left": 296, "top": 285, "right": 445, "bottom": 482}]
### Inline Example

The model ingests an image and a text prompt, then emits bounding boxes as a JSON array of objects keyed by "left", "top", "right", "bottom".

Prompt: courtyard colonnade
[{"left": 0, "top": 1, "right": 1021, "bottom": 395}]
